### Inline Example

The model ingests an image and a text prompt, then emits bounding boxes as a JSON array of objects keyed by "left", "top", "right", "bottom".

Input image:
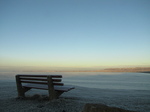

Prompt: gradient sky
[{"left": 0, "top": 0, "right": 150, "bottom": 69}]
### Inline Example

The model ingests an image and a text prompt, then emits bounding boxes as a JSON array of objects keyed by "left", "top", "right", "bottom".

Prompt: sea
[{"left": 0, "top": 71, "right": 150, "bottom": 91}]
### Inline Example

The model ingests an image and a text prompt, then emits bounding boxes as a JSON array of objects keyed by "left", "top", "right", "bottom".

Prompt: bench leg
[
  {"left": 16, "top": 75, "right": 25, "bottom": 97},
  {"left": 48, "top": 91, "right": 57, "bottom": 100},
  {"left": 47, "top": 76, "right": 56, "bottom": 100},
  {"left": 47, "top": 76, "right": 65, "bottom": 100},
  {"left": 17, "top": 89, "right": 25, "bottom": 97},
  {"left": 48, "top": 91, "right": 64, "bottom": 100}
]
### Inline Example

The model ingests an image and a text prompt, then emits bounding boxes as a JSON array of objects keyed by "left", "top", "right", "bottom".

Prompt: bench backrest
[{"left": 16, "top": 74, "right": 64, "bottom": 86}]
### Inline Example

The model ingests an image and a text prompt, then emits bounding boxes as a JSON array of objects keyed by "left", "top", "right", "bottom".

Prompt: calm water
[
  {"left": 63, "top": 72, "right": 150, "bottom": 90},
  {"left": 0, "top": 72, "right": 150, "bottom": 91}
]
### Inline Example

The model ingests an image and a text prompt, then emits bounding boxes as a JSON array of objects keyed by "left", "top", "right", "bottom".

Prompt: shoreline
[{"left": 22, "top": 71, "right": 150, "bottom": 73}]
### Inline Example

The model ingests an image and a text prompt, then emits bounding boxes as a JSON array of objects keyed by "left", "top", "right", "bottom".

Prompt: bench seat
[{"left": 23, "top": 84, "right": 75, "bottom": 92}]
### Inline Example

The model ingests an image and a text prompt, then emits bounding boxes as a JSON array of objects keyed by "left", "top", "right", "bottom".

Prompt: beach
[{"left": 0, "top": 72, "right": 150, "bottom": 112}]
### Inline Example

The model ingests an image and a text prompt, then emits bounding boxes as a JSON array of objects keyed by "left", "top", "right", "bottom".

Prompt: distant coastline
[
  {"left": 139, "top": 71, "right": 150, "bottom": 73},
  {"left": 23, "top": 67, "right": 150, "bottom": 73}
]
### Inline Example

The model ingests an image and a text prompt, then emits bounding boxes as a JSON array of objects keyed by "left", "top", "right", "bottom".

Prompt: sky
[{"left": 0, "top": 0, "right": 150, "bottom": 70}]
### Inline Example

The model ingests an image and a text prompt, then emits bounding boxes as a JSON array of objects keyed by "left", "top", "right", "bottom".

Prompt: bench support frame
[
  {"left": 15, "top": 75, "right": 73, "bottom": 100},
  {"left": 47, "top": 75, "right": 64, "bottom": 100}
]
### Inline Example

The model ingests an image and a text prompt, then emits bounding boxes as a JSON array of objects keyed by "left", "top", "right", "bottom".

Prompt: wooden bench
[{"left": 15, "top": 74, "right": 75, "bottom": 100}]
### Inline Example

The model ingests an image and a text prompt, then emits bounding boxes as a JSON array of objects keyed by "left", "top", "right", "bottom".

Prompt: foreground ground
[{"left": 0, "top": 80, "right": 150, "bottom": 112}]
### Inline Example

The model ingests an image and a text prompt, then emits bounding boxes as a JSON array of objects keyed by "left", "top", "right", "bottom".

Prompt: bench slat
[
  {"left": 53, "top": 82, "right": 64, "bottom": 86},
  {"left": 51, "top": 75, "right": 62, "bottom": 78},
  {"left": 18, "top": 75, "right": 48, "bottom": 77},
  {"left": 21, "top": 81, "right": 64, "bottom": 85},
  {"left": 52, "top": 79, "right": 62, "bottom": 82},
  {"left": 20, "top": 78, "right": 47, "bottom": 81},
  {"left": 17, "top": 74, "right": 62, "bottom": 78},
  {"left": 21, "top": 80, "right": 47, "bottom": 84},
  {"left": 20, "top": 78, "right": 61, "bottom": 82}
]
